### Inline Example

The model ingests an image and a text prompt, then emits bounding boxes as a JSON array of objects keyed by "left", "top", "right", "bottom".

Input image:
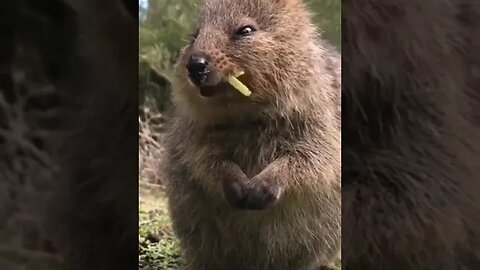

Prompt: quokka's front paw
[{"left": 221, "top": 174, "right": 282, "bottom": 210}]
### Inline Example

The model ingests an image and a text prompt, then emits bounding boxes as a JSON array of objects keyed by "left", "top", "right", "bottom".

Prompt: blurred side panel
[
  {"left": 0, "top": 0, "right": 139, "bottom": 269},
  {"left": 342, "top": 0, "right": 480, "bottom": 269}
]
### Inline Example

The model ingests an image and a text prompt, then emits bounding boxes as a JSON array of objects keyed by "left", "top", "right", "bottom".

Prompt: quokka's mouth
[
  {"left": 198, "top": 82, "right": 229, "bottom": 97},
  {"left": 198, "top": 72, "right": 251, "bottom": 98},
  {"left": 227, "top": 71, "right": 251, "bottom": 97}
]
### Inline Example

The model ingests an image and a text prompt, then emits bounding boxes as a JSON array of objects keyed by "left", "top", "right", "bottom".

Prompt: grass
[{"left": 139, "top": 186, "right": 183, "bottom": 270}]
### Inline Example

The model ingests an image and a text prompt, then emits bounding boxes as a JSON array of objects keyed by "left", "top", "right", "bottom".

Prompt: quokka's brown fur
[
  {"left": 163, "top": 0, "right": 341, "bottom": 269},
  {"left": 342, "top": 0, "right": 480, "bottom": 269}
]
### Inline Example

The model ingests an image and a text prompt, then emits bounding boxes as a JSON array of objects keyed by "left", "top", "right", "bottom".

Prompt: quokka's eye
[{"left": 235, "top": 25, "right": 257, "bottom": 37}]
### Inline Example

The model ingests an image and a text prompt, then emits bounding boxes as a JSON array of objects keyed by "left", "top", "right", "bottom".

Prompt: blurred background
[{"left": 138, "top": 1, "right": 340, "bottom": 269}]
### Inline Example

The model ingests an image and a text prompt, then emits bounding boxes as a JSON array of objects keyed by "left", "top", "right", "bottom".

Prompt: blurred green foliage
[{"left": 139, "top": 0, "right": 340, "bottom": 111}]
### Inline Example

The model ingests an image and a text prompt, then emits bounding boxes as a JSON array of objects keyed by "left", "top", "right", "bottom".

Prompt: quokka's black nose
[{"left": 186, "top": 54, "right": 209, "bottom": 86}]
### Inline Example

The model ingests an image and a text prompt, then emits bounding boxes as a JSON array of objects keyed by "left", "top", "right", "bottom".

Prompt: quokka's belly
[{"left": 169, "top": 181, "right": 339, "bottom": 270}]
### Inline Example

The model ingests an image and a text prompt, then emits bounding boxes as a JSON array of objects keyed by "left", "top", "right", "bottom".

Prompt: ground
[{"left": 139, "top": 186, "right": 183, "bottom": 270}]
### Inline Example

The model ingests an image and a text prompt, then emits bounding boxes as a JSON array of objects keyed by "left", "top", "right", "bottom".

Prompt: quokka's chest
[{"left": 188, "top": 126, "right": 288, "bottom": 176}]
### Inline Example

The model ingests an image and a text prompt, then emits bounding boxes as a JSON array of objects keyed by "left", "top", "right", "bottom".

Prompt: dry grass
[
  {"left": 139, "top": 106, "right": 166, "bottom": 186},
  {"left": 139, "top": 107, "right": 183, "bottom": 270}
]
